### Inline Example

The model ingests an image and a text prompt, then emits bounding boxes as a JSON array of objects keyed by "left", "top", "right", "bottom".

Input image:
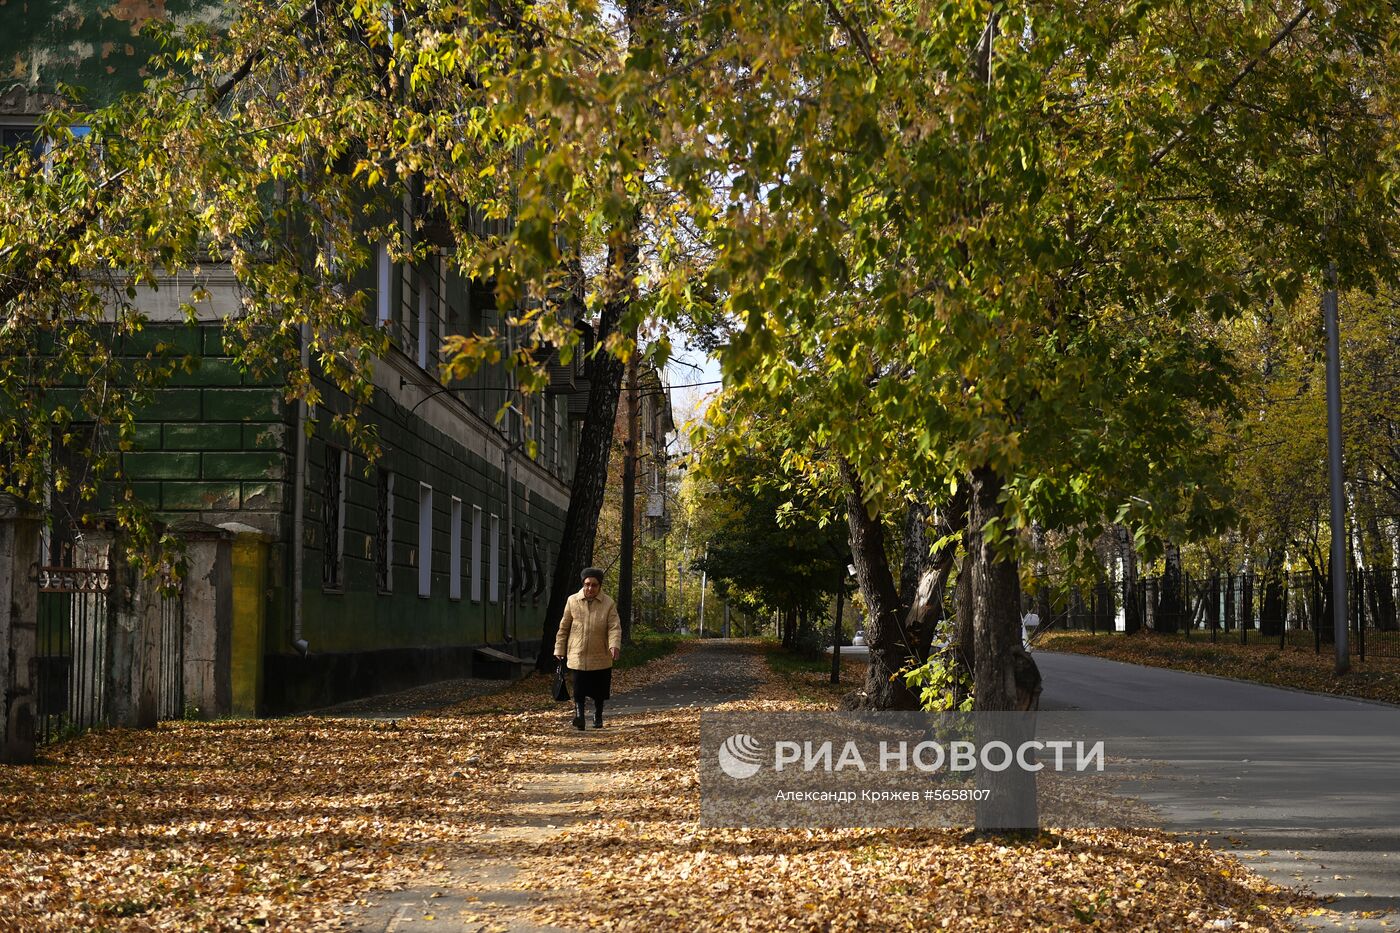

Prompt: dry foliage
[{"left": 0, "top": 638, "right": 1332, "bottom": 930}]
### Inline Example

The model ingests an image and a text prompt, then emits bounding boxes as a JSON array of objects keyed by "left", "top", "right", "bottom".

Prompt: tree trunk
[
  {"left": 1362, "top": 509, "right": 1397, "bottom": 631},
  {"left": 906, "top": 487, "right": 966, "bottom": 661},
  {"left": 534, "top": 254, "right": 629, "bottom": 673},
  {"left": 1319, "top": 560, "right": 1335, "bottom": 645},
  {"left": 1069, "top": 587, "right": 1086, "bottom": 630},
  {"left": 967, "top": 468, "right": 1041, "bottom": 713},
  {"left": 1375, "top": 569, "right": 1397, "bottom": 632},
  {"left": 1095, "top": 578, "right": 1114, "bottom": 632},
  {"left": 1156, "top": 544, "right": 1184, "bottom": 633},
  {"left": 617, "top": 347, "right": 639, "bottom": 644},
  {"left": 1242, "top": 571, "right": 1255, "bottom": 631},
  {"left": 954, "top": 561, "right": 975, "bottom": 688},
  {"left": 1123, "top": 544, "right": 1142, "bottom": 635},
  {"left": 839, "top": 458, "right": 919, "bottom": 710},
  {"left": 899, "top": 496, "right": 931, "bottom": 613},
  {"left": 1260, "top": 550, "right": 1286, "bottom": 637},
  {"left": 967, "top": 466, "right": 1041, "bottom": 834}
]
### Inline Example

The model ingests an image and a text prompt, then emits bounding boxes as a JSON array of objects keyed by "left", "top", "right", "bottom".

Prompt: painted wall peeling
[{"left": 1, "top": 0, "right": 227, "bottom": 110}]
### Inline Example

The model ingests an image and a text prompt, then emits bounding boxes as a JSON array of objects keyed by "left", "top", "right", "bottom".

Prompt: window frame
[
  {"left": 449, "top": 496, "right": 463, "bottom": 601},
  {"left": 471, "top": 505, "right": 484, "bottom": 603},
  {"left": 489, "top": 512, "right": 500, "bottom": 604},
  {"left": 322, "top": 446, "right": 348, "bottom": 591},
  {"left": 418, "top": 482, "right": 434, "bottom": 598},
  {"left": 376, "top": 469, "right": 395, "bottom": 594}
]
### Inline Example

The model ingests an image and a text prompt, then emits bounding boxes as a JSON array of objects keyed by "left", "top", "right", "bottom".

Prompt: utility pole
[
  {"left": 618, "top": 349, "right": 639, "bottom": 643},
  {"left": 676, "top": 558, "right": 686, "bottom": 633},
  {"left": 830, "top": 587, "right": 845, "bottom": 684},
  {"left": 659, "top": 522, "right": 667, "bottom": 628},
  {"left": 698, "top": 547, "right": 708, "bottom": 637},
  {"left": 1323, "top": 264, "right": 1350, "bottom": 674}
]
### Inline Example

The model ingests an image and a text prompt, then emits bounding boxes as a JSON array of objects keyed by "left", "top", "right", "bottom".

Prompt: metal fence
[
  {"left": 158, "top": 589, "right": 185, "bottom": 722},
  {"left": 33, "top": 555, "right": 186, "bottom": 744},
  {"left": 1043, "top": 568, "right": 1400, "bottom": 661},
  {"left": 35, "top": 564, "right": 110, "bottom": 743}
]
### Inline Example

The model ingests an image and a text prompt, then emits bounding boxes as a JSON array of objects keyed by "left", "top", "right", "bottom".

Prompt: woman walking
[{"left": 554, "top": 567, "right": 622, "bottom": 729}]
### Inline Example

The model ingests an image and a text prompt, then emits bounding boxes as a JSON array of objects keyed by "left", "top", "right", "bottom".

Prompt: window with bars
[
  {"left": 518, "top": 529, "right": 533, "bottom": 598},
  {"left": 376, "top": 469, "right": 394, "bottom": 593},
  {"left": 322, "top": 447, "right": 347, "bottom": 588},
  {"left": 532, "top": 535, "right": 546, "bottom": 601},
  {"left": 553, "top": 397, "right": 562, "bottom": 475}
]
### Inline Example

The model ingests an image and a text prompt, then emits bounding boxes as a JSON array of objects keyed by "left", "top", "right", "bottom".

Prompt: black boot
[
  {"left": 593, "top": 699, "right": 604, "bottom": 729},
  {"left": 572, "top": 702, "right": 585, "bottom": 731}
]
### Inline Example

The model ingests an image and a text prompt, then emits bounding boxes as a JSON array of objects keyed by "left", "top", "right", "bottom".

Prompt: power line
[{"left": 662, "top": 378, "right": 724, "bottom": 390}]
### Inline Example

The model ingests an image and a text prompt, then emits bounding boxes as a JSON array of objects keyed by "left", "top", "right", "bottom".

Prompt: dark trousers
[{"left": 574, "top": 698, "right": 604, "bottom": 717}]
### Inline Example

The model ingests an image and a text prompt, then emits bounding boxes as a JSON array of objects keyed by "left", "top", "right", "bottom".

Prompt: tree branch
[
  {"left": 1148, "top": 3, "right": 1314, "bottom": 169},
  {"left": 823, "top": 0, "right": 882, "bottom": 77}
]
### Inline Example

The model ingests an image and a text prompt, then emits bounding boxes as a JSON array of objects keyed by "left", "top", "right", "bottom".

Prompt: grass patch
[
  {"left": 1040, "top": 629, "right": 1400, "bottom": 705},
  {"left": 764, "top": 646, "right": 831, "bottom": 676},
  {"left": 763, "top": 641, "right": 865, "bottom": 705},
  {"left": 615, "top": 631, "right": 688, "bottom": 671}
]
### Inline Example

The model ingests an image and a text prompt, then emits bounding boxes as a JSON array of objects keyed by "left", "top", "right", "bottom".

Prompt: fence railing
[
  {"left": 1041, "top": 568, "right": 1400, "bottom": 661},
  {"left": 33, "top": 556, "right": 185, "bottom": 745}
]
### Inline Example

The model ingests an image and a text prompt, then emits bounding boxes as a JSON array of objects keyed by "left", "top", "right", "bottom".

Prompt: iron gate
[
  {"left": 33, "top": 561, "right": 186, "bottom": 743},
  {"left": 158, "top": 589, "right": 184, "bottom": 722},
  {"left": 35, "top": 563, "right": 110, "bottom": 744}
]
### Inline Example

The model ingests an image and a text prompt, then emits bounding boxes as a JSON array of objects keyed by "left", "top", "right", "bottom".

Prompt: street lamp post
[
  {"left": 698, "top": 556, "right": 708, "bottom": 638},
  {"left": 1323, "top": 265, "right": 1350, "bottom": 675}
]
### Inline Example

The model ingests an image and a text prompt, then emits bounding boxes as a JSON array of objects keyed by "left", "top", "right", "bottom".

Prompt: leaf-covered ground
[
  {"left": 0, "top": 647, "right": 694, "bottom": 931},
  {"left": 0, "top": 638, "right": 1336, "bottom": 930},
  {"left": 1040, "top": 630, "right": 1400, "bottom": 705}
]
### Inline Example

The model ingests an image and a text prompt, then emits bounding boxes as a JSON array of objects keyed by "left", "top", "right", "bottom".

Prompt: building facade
[{"left": 4, "top": 24, "right": 588, "bottom": 714}]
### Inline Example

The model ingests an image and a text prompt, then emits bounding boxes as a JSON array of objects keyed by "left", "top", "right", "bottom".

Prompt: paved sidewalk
[
  {"left": 608, "top": 638, "right": 762, "bottom": 713},
  {"left": 350, "top": 641, "right": 758, "bottom": 932}
]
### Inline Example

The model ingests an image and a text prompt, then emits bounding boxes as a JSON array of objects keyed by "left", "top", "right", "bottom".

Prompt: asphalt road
[
  {"left": 1035, "top": 650, "right": 1400, "bottom": 930},
  {"left": 1036, "top": 650, "right": 1388, "bottom": 712}
]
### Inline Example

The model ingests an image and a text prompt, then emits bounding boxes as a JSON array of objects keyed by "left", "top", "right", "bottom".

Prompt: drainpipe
[
  {"left": 504, "top": 433, "right": 513, "bottom": 645},
  {"left": 503, "top": 437, "right": 526, "bottom": 645},
  {"left": 290, "top": 323, "right": 310, "bottom": 656}
]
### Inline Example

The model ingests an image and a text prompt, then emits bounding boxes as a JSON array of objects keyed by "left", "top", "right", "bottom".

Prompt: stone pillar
[
  {"left": 174, "top": 523, "right": 234, "bottom": 719},
  {"left": 221, "top": 524, "right": 268, "bottom": 718},
  {"left": 89, "top": 527, "right": 164, "bottom": 730},
  {"left": 0, "top": 494, "right": 42, "bottom": 763}
]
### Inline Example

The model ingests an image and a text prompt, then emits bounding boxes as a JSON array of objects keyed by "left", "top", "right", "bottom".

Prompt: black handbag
[{"left": 552, "top": 660, "right": 571, "bottom": 702}]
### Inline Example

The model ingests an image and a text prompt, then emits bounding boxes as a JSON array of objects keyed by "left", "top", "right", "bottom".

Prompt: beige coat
[{"left": 554, "top": 590, "right": 622, "bottom": 671}]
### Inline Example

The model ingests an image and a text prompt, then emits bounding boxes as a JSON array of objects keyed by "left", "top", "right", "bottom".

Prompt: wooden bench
[{"left": 473, "top": 646, "right": 532, "bottom": 680}]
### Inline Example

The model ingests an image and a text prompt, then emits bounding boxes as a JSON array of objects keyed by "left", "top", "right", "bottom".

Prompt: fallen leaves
[{"left": 0, "top": 638, "right": 1335, "bottom": 930}]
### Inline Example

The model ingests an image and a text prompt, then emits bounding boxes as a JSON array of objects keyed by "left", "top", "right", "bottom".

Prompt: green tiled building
[{"left": 5, "top": 14, "right": 585, "bottom": 713}]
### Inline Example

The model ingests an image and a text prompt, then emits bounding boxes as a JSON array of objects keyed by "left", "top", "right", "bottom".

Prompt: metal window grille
[
  {"left": 323, "top": 447, "right": 344, "bottom": 587},
  {"left": 376, "top": 469, "right": 393, "bottom": 592},
  {"left": 518, "top": 530, "right": 533, "bottom": 597},
  {"left": 532, "top": 535, "right": 545, "bottom": 600}
]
